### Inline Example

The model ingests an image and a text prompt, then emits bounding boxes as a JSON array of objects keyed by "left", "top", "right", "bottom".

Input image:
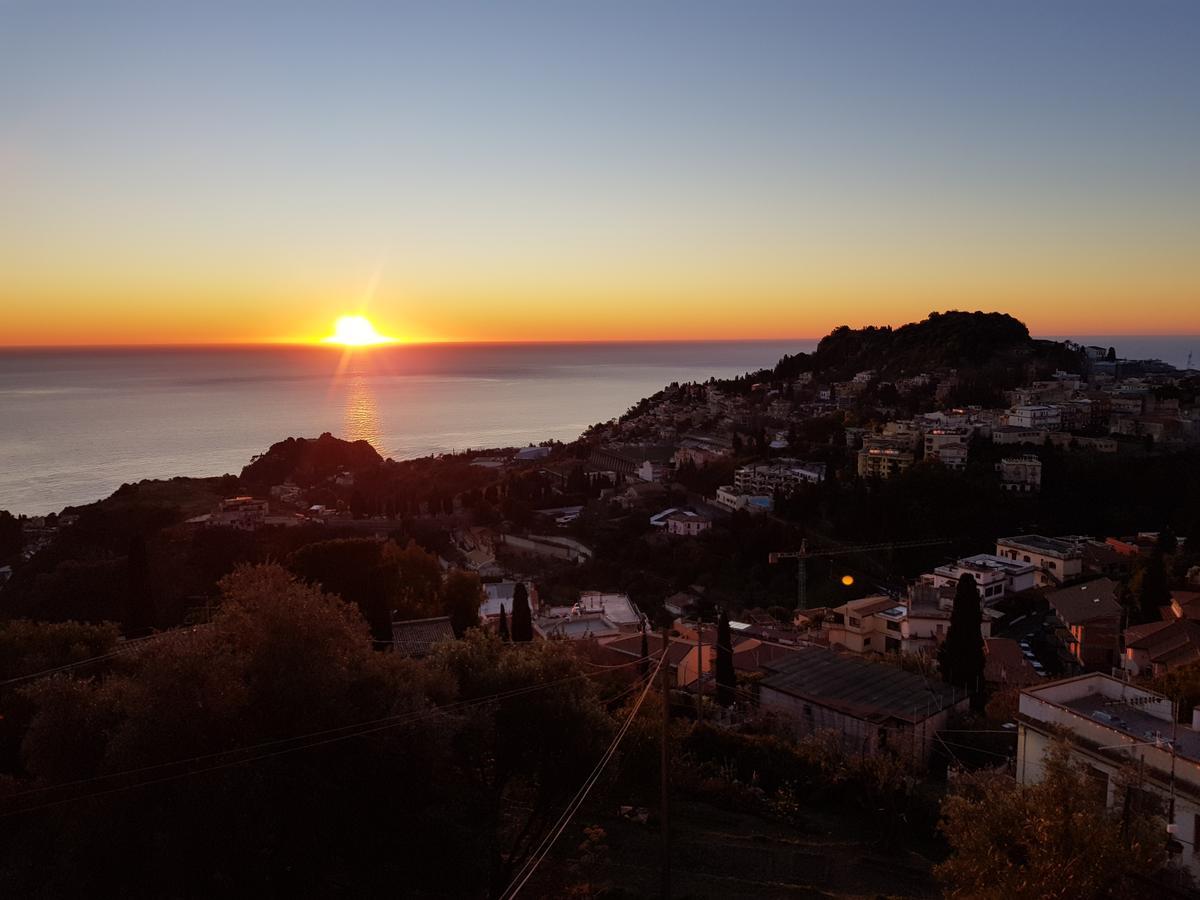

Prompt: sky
[{"left": 1, "top": 0, "right": 1198, "bottom": 345}]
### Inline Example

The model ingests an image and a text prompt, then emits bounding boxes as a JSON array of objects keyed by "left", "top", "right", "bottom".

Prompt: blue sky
[{"left": 2, "top": 0, "right": 1198, "bottom": 342}]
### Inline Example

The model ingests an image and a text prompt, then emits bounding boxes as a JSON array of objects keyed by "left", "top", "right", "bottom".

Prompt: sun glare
[{"left": 322, "top": 315, "right": 395, "bottom": 346}]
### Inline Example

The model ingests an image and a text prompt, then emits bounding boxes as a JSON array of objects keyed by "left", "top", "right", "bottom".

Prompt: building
[
  {"left": 991, "top": 426, "right": 1047, "bottom": 446},
  {"left": 1121, "top": 618, "right": 1200, "bottom": 677},
  {"left": 760, "top": 647, "right": 969, "bottom": 767},
  {"left": 573, "top": 591, "right": 643, "bottom": 632},
  {"left": 996, "top": 455, "right": 1043, "bottom": 493},
  {"left": 391, "top": 616, "right": 456, "bottom": 657},
  {"left": 856, "top": 442, "right": 915, "bottom": 479},
  {"left": 733, "top": 459, "right": 826, "bottom": 495},
  {"left": 209, "top": 496, "right": 270, "bottom": 530},
  {"left": 665, "top": 509, "right": 712, "bottom": 536},
  {"left": 926, "top": 554, "right": 1037, "bottom": 603},
  {"left": 1045, "top": 578, "right": 1122, "bottom": 670},
  {"left": 996, "top": 535, "right": 1083, "bottom": 587},
  {"left": 825, "top": 596, "right": 905, "bottom": 653},
  {"left": 1018, "top": 674, "right": 1200, "bottom": 878},
  {"left": 480, "top": 581, "right": 537, "bottom": 622},
  {"left": 924, "top": 427, "right": 970, "bottom": 469},
  {"left": 534, "top": 610, "right": 623, "bottom": 640},
  {"left": 672, "top": 434, "right": 733, "bottom": 468},
  {"left": 713, "top": 485, "right": 773, "bottom": 514},
  {"left": 1006, "top": 405, "right": 1061, "bottom": 430},
  {"left": 984, "top": 637, "right": 1042, "bottom": 688}
]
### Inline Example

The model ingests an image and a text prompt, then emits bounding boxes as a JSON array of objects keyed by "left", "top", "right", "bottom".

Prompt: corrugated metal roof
[{"left": 760, "top": 647, "right": 959, "bottom": 723}]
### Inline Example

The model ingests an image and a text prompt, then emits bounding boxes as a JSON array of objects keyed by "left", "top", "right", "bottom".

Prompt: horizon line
[{"left": 4, "top": 332, "right": 1200, "bottom": 351}]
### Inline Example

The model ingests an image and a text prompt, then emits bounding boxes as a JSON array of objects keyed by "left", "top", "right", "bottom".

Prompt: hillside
[
  {"left": 240, "top": 432, "right": 384, "bottom": 488},
  {"left": 769, "top": 310, "right": 1081, "bottom": 383}
]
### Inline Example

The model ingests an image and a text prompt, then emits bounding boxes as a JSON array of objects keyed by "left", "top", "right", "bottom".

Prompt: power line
[
  {"left": 0, "top": 625, "right": 214, "bottom": 687},
  {"left": 1, "top": 651, "right": 661, "bottom": 815},
  {"left": 498, "top": 650, "right": 666, "bottom": 900}
]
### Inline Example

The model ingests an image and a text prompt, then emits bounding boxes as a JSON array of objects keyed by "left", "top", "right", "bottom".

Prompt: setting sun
[{"left": 322, "top": 315, "right": 395, "bottom": 346}]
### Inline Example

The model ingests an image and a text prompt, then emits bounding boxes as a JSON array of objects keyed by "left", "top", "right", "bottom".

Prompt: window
[
  {"left": 1048, "top": 561, "right": 1057, "bottom": 569},
  {"left": 1023, "top": 555, "right": 1031, "bottom": 563},
  {"left": 849, "top": 617, "right": 860, "bottom": 628},
  {"left": 862, "top": 637, "right": 871, "bottom": 648}
]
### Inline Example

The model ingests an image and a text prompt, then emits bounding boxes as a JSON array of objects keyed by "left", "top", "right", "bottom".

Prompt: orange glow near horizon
[{"left": 321, "top": 316, "right": 396, "bottom": 346}]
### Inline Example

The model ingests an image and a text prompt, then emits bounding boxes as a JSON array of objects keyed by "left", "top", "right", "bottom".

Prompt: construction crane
[{"left": 769, "top": 537, "right": 951, "bottom": 610}]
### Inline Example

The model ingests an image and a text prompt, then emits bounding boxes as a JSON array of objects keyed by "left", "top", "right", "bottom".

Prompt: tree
[
  {"left": 430, "top": 630, "right": 611, "bottom": 895},
  {"left": 935, "top": 742, "right": 1164, "bottom": 899},
  {"left": 939, "top": 574, "right": 984, "bottom": 693},
  {"left": 5, "top": 564, "right": 465, "bottom": 897},
  {"left": 442, "top": 570, "right": 483, "bottom": 637},
  {"left": 1133, "top": 550, "right": 1171, "bottom": 624},
  {"left": 715, "top": 609, "right": 736, "bottom": 706},
  {"left": 1159, "top": 527, "right": 1178, "bottom": 556},
  {"left": 1106, "top": 346, "right": 1117, "bottom": 362},
  {"left": 498, "top": 604, "right": 510, "bottom": 641},
  {"left": 0, "top": 510, "right": 21, "bottom": 561},
  {"left": 288, "top": 539, "right": 444, "bottom": 646},
  {"left": 124, "top": 534, "right": 154, "bottom": 634},
  {"left": 511, "top": 583, "right": 533, "bottom": 642}
]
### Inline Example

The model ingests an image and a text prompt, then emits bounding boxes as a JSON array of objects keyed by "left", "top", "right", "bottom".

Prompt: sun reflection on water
[{"left": 343, "top": 374, "right": 383, "bottom": 450}]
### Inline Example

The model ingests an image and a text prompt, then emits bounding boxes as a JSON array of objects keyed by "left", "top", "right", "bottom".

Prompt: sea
[
  {"left": 3, "top": 334, "right": 1196, "bottom": 516},
  {"left": 0, "top": 341, "right": 807, "bottom": 515}
]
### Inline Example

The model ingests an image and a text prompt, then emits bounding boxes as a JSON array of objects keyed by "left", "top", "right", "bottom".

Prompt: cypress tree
[
  {"left": 715, "top": 610, "right": 736, "bottom": 706},
  {"left": 498, "top": 604, "right": 510, "bottom": 641},
  {"left": 511, "top": 583, "right": 533, "bottom": 642},
  {"left": 939, "top": 574, "right": 985, "bottom": 692},
  {"left": 1137, "top": 551, "right": 1171, "bottom": 624}
]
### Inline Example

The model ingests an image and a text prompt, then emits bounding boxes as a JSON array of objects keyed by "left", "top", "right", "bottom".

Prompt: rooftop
[
  {"left": 391, "top": 617, "right": 456, "bottom": 657},
  {"left": 760, "top": 647, "right": 961, "bottom": 723},
  {"left": 1045, "top": 577, "right": 1121, "bottom": 624},
  {"left": 997, "top": 534, "right": 1080, "bottom": 558}
]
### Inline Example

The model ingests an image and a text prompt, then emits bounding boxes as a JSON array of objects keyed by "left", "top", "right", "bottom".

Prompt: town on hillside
[{"left": 3, "top": 313, "right": 1200, "bottom": 896}]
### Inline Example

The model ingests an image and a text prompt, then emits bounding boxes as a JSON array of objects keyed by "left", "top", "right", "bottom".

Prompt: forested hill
[
  {"left": 768, "top": 310, "right": 1081, "bottom": 383},
  {"left": 240, "top": 433, "right": 383, "bottom": 488}
]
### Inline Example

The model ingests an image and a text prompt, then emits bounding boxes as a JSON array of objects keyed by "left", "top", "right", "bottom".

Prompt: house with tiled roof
[
  {"left": 1122, "top": 618, "right": 1200, "bottom": 677},
  {"left": 1045, "top": 577, "right": 1122, "bottom": 670},
  {"left": 390, "top": 616, "right": 456, "bottom": 657}
]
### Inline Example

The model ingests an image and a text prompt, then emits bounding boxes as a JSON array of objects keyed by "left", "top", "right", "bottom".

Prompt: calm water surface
[{"left": 0, "top": 341, "right": 806, "bottom": 514}]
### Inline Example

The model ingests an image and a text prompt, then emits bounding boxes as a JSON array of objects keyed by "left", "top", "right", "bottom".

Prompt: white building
[
  {"left": 1018, "top": 674, "right": 1200, "bottom": 878},
  {"left": 996, "top": 455, "right": 1043, "bottom": 493},
  {"left": 665, "top": 510, "right": 712, "bottom": 536},
  {"left": 996, "top": 535, "right": 1083, "bottom": 587},
  {"left": 714, "top": 485, "right": 773, "bottom": 514},
  {"left": 209, "top": 497, "right": 269, "bottom": 530},
  {"left": 1007, "top": 405, "right": 1062, "bottom": 430},
  {"left": 926, "top": 554, "right": 1038, "bottom": 603}
]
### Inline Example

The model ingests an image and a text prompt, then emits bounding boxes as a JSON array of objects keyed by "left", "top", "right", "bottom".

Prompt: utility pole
[
  {"left": 696, "top": 619, "right": 703, "bottom": 725},
  {"left": 660, "top": 628, "right": 671, "bottom": 900}
]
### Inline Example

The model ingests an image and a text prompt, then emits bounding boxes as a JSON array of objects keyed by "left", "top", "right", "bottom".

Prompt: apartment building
[
  {"left": 925, "top": 427, "right": 970, "bottom": 469},
  {"left": 1018, "top": 674, "right": 1200, "bottom": 878},
  {"left": 857, "top": 442, "right": 915, "bottom": 479},
  {"left": 733, "top": 459, "right": 826, "bottom": 494},
  {"left": 1007, "top": 404, "right": 1062, "bottom": 429},
  {"left": 926, "top": 554, "right": 1037, "bottom": 603},
  {"left": 995, "top": 535, "right": 1084, "bottom": 586}
]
